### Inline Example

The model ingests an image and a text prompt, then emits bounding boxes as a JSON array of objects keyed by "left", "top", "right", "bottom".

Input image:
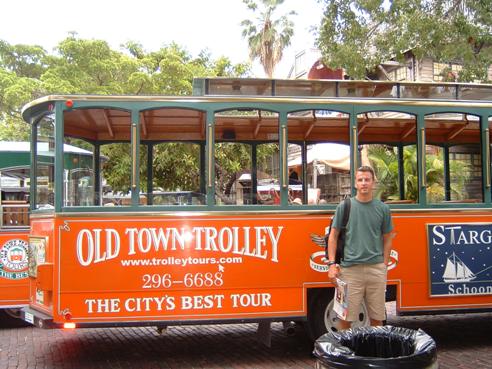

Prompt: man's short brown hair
[{"left": 357, "top": 165, "right": 375, "bottom": 179}]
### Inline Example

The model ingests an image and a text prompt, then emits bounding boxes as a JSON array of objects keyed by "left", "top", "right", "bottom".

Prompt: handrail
[
  {"left": 194, "top": 78, "right": 492, "bottom": 101},
  {"left": 420, "top": 128, "right": 427, "bottom": 188},
  {"left": 486, "top": 129, "right": 490, "bottom": 188}
]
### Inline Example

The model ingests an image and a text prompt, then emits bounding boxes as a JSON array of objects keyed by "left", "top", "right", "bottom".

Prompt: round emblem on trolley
[
  {"left": 0, "top": 239, "right": 28, "bottom": 279},
  {"left": 310, "top": 251, "right": 329, "bottom": 273}
]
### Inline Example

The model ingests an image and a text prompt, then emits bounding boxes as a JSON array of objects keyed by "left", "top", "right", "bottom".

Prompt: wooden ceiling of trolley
[{"left": 62, "top": 107, "right": 483, "bottom": 145}]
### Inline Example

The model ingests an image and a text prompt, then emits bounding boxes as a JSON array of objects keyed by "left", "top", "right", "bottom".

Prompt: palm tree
[
  {"left": 368, "top": 144, "right": 471, "bottom": 203},
  {"left": 366, "top": 145, "right": 399, "bottom": 200},
  {"left": 241, "top": 0, "right": 296, "bottom": 78}
]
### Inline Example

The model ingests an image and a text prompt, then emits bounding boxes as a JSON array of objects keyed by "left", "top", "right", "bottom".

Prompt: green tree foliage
[
  {"left": 151, "top": 143, "right": 201, "bottom": 192},
  {"left": 241, "top": 0, "right": 296, "bottom": 78},
  {"left": 369, "top": 144, "right": 470, "bottom": 202},
  {"left": 317, "top": 0, "right": 492, "bottom": 81},
  {"left": 215, "top": 143, "right": 252, "bottom": 203},
  {"left": 366, "top": 145, "right": 399, "bottom": 200},
  {"left": 215, "top": 142, "right": 279, "bottom": 204},
  {"left": 0, "top": 35, "right": 250, "bottom": 192},
  {"left": 0, "top": 41, "right": 47, "bottom": 140}
]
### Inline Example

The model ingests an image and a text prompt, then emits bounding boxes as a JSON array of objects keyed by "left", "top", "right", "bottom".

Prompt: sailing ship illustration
[{"left": 442, "top": 253, "right": 476, "bottom": 283}]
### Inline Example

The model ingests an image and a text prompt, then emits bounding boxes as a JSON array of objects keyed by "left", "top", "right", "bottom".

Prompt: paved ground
[{"left": 0, "top": 308, "right": 491, "bottom": 369}]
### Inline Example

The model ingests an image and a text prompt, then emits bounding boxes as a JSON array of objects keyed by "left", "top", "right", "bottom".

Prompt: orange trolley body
[
  {"left": 0, "top": 231, "right": 30, "bottom": 309},
  {"left": 0, "top": 160, "right": 31, "bottom": 318},
  {"left": 26, "top": 209, "right": 492, "bottom": 328}
]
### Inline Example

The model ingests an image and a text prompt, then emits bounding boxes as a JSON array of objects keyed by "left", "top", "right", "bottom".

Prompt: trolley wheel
[
  {"left": 0, "top": 308, "right": 30, "bottom": 328},
  {"left": 304, "top": 288, "right": 370, "bottom": 341}
]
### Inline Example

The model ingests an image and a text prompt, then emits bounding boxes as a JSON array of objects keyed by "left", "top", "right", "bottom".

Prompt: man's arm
[
  {"left": 382, "top": 232, "right": 394, "bottom": 266},
  {"left": 327, "top": 227, "right": 340, "bottom": 279},
  {"left": 327, "top": 227, "right": 339, "bottom": 262}
]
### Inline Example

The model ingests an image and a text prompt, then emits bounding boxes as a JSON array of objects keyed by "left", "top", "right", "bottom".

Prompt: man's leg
[
  {"left": 365, "top": 263, "right": 387, "bottom": 326},
  {"left": 337, "top": 265, "right": 365, "bottom": 330}
]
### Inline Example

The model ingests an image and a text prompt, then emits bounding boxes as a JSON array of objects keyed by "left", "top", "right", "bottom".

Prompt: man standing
[{"left": 327, "top": 166, "right": 393, "bottom": 329}]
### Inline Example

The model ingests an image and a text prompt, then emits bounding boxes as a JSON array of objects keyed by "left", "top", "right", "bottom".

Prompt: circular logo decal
[
  {"left": 0, "top": 239, "right": 28, "bottom": 280},
  {"left": 310, "top": 250, "right": 329, "bottom": 272}
]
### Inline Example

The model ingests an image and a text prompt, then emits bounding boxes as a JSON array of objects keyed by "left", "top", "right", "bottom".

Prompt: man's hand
[{"left": 328, "top": 264, "right": 339, "bottom": 281}]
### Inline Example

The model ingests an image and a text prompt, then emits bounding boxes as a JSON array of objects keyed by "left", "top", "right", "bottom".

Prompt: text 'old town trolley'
[{"left": 18, "top": 78, "right": 492, "bottom": 340}]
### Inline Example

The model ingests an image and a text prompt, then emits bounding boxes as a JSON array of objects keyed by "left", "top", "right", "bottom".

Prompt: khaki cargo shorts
[{"left": 339, "top": 263, "right": 387, "bottom": 322}]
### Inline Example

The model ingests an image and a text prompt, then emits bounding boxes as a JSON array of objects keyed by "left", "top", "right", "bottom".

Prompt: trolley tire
[
  {"left": 305, "top": 288, "right": 371, "bottom": 342},
  {"left": 0, "top": 309, "right": 30, "bottom": 328}
]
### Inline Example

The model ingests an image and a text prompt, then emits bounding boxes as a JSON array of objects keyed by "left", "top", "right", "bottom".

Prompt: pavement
[{"left": 0, "top": 306, "right": 491, "bottom": 369}]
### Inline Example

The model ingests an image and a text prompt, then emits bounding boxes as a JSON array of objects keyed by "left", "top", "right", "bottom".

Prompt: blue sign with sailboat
[{"left": 427, "top": 223, "right": 492, "bottom": 297}]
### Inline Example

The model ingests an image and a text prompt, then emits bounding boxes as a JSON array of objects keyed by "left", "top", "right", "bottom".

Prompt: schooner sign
[{"left": 427, "top": 223, "right": 492, "bottom": 297}]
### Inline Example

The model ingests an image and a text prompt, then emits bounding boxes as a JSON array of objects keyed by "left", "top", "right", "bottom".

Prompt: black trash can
[{"left": 313, "top": 325, "right": 437, "bottom": 369}]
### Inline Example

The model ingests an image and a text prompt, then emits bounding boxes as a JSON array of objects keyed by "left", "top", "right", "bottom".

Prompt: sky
[{"left": 0, "top": 0, "right": 324, "bottom": 78}]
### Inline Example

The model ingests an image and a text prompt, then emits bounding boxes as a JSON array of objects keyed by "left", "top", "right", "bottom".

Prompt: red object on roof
[{"left": 307, "top": 60, "right": 343, "bottom": 80}]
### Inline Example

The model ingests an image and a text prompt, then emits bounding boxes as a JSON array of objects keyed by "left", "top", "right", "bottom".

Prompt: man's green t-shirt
[{"left": 332, "top": 197, "right": 393, "bottom": 267}]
